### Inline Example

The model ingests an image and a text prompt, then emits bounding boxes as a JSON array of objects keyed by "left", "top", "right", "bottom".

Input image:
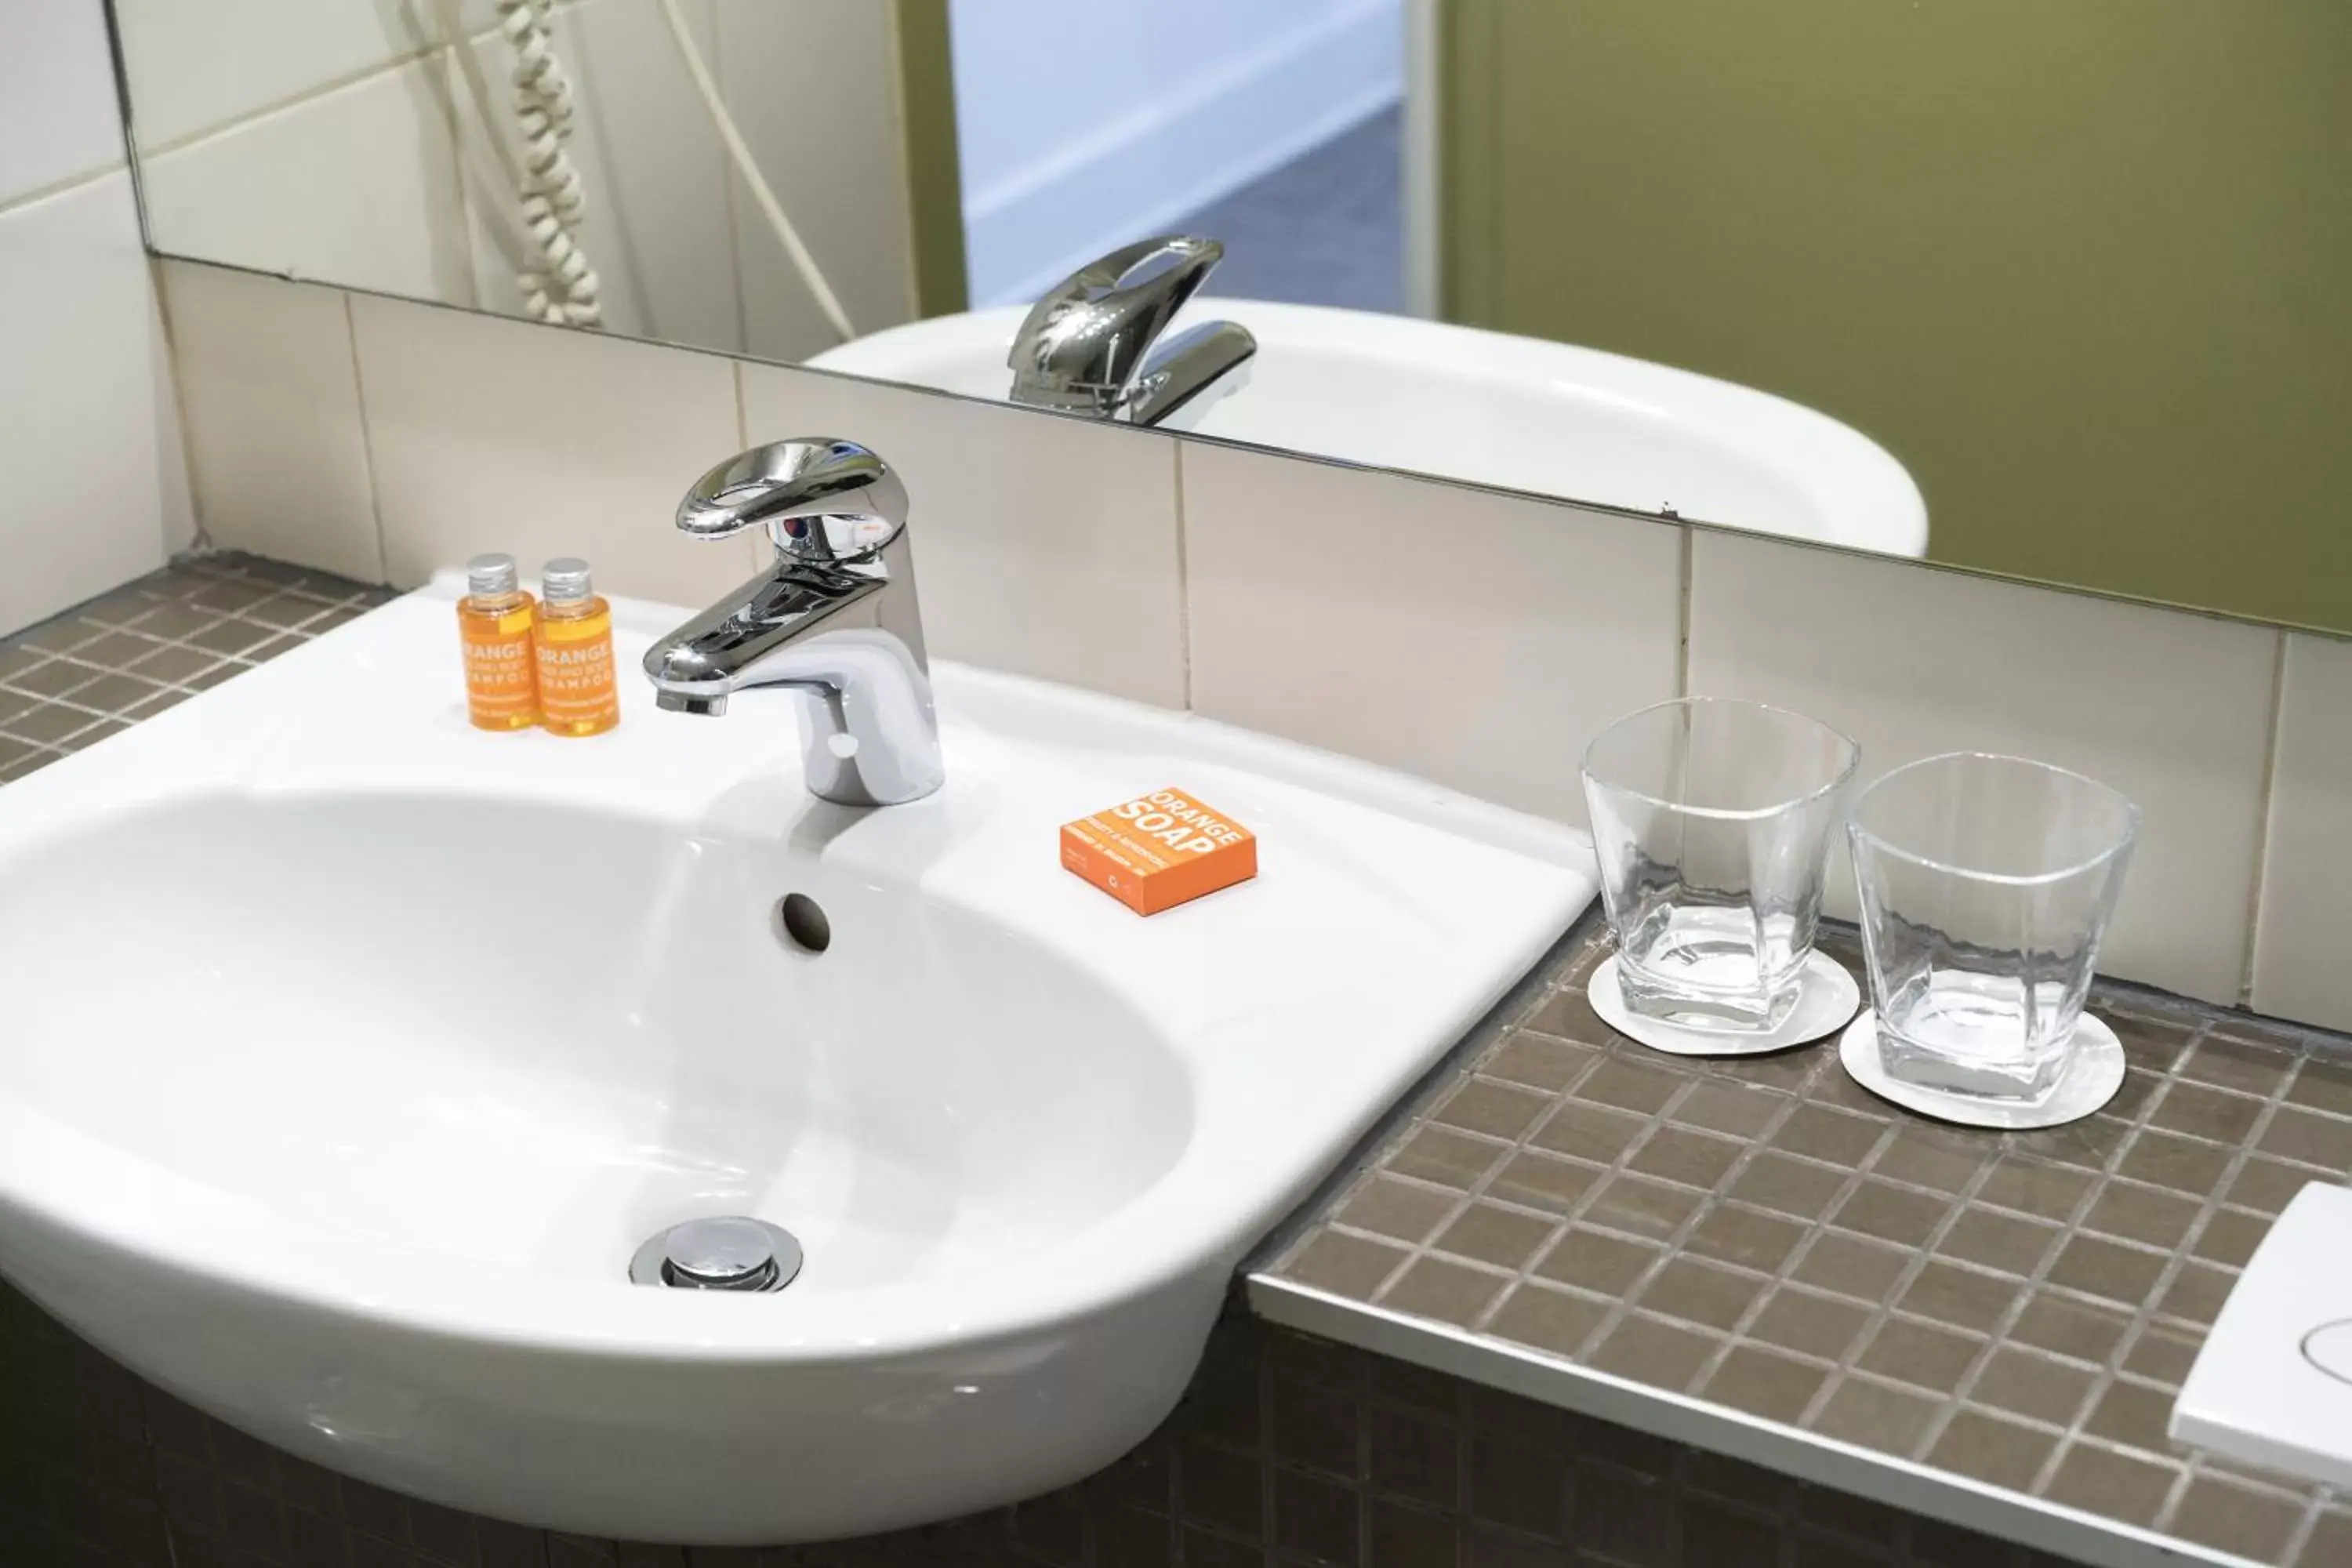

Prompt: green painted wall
[{"left": 1443, "top": 2, "right": 2352, "bottom": 630}]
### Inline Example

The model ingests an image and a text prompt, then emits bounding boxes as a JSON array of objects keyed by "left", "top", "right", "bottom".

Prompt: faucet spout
[{"left": 642, "top": 440, "right": 944, "bottom": 808}]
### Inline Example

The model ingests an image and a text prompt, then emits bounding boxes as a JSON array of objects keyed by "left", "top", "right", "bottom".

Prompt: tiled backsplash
[
  {"left": 1179, "top": 441, "right": 1682, "bottom": 825},
  {"left": 739, "top": 359, "right": 1192, "bottom": 708},
  {"left": 156, "top": 256, "right": 2352, "bottom": 1034},
  {"left": 347, "top": 293, "right": 763, "bottom": 604},
  {"left": 2251, "top": 633, "right": 2352, "bottom": 1033},
  {"left": 1683, "top": 532, "right": 2280, "bottom": 1007}
]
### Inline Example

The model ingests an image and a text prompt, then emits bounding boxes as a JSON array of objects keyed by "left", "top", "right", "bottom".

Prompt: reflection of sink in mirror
[
  {"left": 0, "top": 584, "right": 1592, "bottom": 1542},
  {"left": 813, "top": 300, "right": 1929, "bottom": 556}
]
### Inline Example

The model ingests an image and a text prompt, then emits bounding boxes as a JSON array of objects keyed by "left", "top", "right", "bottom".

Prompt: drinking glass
[
  {"left": 1848, "top": 753, "right": 2140, "bottom": 1102},
  {"left": 1582, "top": 699, "right": 1859, "bottom": 1032}
]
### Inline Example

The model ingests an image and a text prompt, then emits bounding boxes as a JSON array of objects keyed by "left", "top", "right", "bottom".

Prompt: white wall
[
  {"left": 0, "top": 2, "right": 192, "bottom": 637},
  {"left": 949, "top": 0, "right": 1405, "bottom": 307},
  {"left": 115, "top": 0, "right": 922, "bottom": 363}
]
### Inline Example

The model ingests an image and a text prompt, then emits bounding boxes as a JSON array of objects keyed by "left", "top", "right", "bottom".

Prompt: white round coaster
[
  {"left": 1588, "top": 949, "right": 1860, "bottom": 1058},
  {"left": 1837, "top": 1011, "right": 2125, "bottom": 1130}
]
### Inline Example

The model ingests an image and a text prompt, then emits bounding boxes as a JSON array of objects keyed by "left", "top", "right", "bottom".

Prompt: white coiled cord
[
  {"left": 434, "top": 0, "right": 850, "bottom": 344},
  {"left": 652, "top": 0, "right": 855, "bottom": 344},
  {"left": 498, "top": 0, "right": 602, "bottom": 328}
]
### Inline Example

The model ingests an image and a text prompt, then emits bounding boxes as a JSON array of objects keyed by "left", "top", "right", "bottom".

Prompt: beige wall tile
[
  {"left": 459, "top": 0, "right": 740, "bottom": 354},
  {"left": 741, "top": 365, "right": 1189, "bottom": 708},
  {"left": 350, "top": 295, "right": 753, "bottom": 601},
  {"left": 1181, "top": 442, "right": 1683, "bottom": 826},
  {"left": 2252, "top": 633, "right": 2352, "bottom": 1031},
  {"left": 163, "top": 263, "right": 383, "bottom": 583},
  {"left": 0, "top": 0, "right": 125, "bottom": 205},
  {"left": 143, "top": 56, "right": 475, "bottom": 308},
  {"left": 112, "top": 0, "right": 427, "bottom": 151},
  {"left": 0, "top": 175, "right": 187, "bottom": 635},
  {"left": 1688, "top": 532, "right": 2277, "bottom": 1003},
  {"left": 717, "top": 0, "right": 918, "bottom": 361}
]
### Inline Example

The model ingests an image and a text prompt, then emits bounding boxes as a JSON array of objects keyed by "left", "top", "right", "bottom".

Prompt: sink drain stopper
[{"left": 630, "top": 1217, "right": 803, "bottom": 1292}]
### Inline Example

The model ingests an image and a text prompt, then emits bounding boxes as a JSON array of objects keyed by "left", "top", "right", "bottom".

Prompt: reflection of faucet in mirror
[
  {"left": 1007, "top": 236, "right": 1258, "bottom": 428},
  {"left": 642, "top": 439, "right": 945, "bottom": 808}
]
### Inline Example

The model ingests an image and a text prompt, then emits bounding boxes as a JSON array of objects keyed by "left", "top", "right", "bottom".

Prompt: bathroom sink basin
[
  {"left": 812, "top": 299, "right": 1929, "bottom": 556},
  {"left": 0, "top": 583, "right": 1593, "bottom": 1542}
]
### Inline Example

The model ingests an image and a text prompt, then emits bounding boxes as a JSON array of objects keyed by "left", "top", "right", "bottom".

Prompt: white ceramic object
[
  {"left": 1836, "top": 1012, "right": 2125, "bottom": 1130},
  {"left": 0, "top": 582, "right": 1595, "bottom": 1543},
  {"left": 1588, "top": 950, "right": 1859, "bottom": 1058},
  {"left": 811, "top": 299, "right": 1929, "bottom": 557},
  {"left": 2175, "top": 1180, "right": 2352, "bottom": 1486}
]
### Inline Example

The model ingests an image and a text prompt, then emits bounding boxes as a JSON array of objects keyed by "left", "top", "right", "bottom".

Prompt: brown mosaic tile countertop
[
  {"left": 1250, "top": 916, "right": 2352, "bottom": 1568},
  {"left": 0, "top": 552, "right": 397, "bottom": 782}
]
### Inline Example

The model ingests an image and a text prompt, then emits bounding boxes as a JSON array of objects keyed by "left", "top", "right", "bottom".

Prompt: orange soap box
[{"left": 1060, "top": 787, "right": 1258, "bottom": 916}]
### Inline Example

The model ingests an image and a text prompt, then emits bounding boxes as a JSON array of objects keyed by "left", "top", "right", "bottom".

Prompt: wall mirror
[{"left": 108, "top": 2, "right": 2352, "bottom": 632}]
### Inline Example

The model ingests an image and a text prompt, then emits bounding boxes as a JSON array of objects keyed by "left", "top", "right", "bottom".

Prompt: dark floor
[
  {"left": 0, "top": 554, "right": 395, "bottom": 785},
  {"left": 1178, "top": 105, "right": 1404, "bottom": 315},
  {"left": 0, "top": 1270, "right": 2058, "bottom": 1568}
]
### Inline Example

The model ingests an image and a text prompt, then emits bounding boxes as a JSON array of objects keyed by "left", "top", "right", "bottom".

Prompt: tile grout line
[
  {"left": 1321, "top": 1085, "right": 2347, "bottom": 1283},
  {"left": 1674, "top": 523, "right": 1694, "bottom": 699},
  {"left": 1786, "top": 1124, "right": 1991, "bottom": 1439},
  {"left": 1319, "top": 996, "right": 2351, "bottom": 1329},
  {"left": 142, "top": 252, "right": 210, "bottom": 554},
  {"left": 131, "top": 40, "right": 454, "bottom": 162},
  {"left": 2147, "top": 1044, "right": 2311, "bottom": 1542},
  {"left": 1477, "top": 1033, "right": 1819, "bottom": 1358},
  {"left": 710, "top": 0, "right": 751, "bottom": 361},
  {"left": 428, "top": 39, "right": 486, "bottom": 318},
  {"left": 0, "top": 592, "right": 365, "bottom": 693},
  {"left": 1358, "top": 987, "right": 1622, "bottom": 1309},
  {"left": 1461, "top": 1016, "right": 1713, "bottom": 1331},
  {"left": 1268, "top": 920, "right": 2352, "bottom": 1563},
  {"left": 1171, "top": 440, "right": 1195, "bottom": 713},
  {"left": 1339, "top": 1083, "right": 2350, "bottom": 1243},
  {"left": 1991, "top": 1026, "right": 2202, "bottom": 1504},
  {"left": 1298, "top": 949, "right": 1599, "bottom": 1299},
  {"left": 1648, "top": 1054, "right": 1860, "bottom": 1397},
  {"left": 1768, "top": 1109, "right": 1937, "bottom": 1435},
  {"left": 1466, "top": 1069, "right": 1693, "bottom": 1342},
  {"left": 342, "top": 291, "right": 395, "bottom": 584},
  {"left": 0, "top": 563, "right": 384, "bottom": 768},
  {"left": 1260, "top": 940, "right": 1580, "bottom": 1282},
  {"left": 877, "top": 0, "right": 925, "bottom": 339},
  {"left": 0, "top": 158, "right": 129, "bottom": 223},
  {"left": 2238, "top": 630, "right": 2292, "bottom": 1009}
]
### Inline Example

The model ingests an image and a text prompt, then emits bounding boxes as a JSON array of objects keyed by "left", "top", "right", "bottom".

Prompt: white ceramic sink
[
  {"left": 0, "top": 582, "right": 1593, "bottom": 1542},
  {"left": 811, "top": 299, "right": 1929, "bottom": 556}
]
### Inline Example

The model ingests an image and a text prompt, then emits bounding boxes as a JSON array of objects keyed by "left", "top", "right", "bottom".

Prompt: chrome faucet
[
  {"left": 1007, "top": 235, "right": 1256, "bottom": 428},
  {"left": 641, "top": 438, "right": 944, "bottom": 808}
]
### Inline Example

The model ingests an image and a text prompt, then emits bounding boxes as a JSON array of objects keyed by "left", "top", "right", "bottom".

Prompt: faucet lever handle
[
  {"left": 1029, "top": 234, "right": 1222, "bottom": 318},
  {"left": 1009, "top": 235, "right": 1226, "bottom": 408},
  {"left": 675, "top": 437, "right": 909, "bottom": 564}
]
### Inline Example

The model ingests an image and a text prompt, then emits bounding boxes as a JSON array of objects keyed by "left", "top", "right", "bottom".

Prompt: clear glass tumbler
[
  {"left": 1582, "top": 699, "right": 1859, "bottom": 1032},
  {"left": 1848, "top": 753, "right": 2140, "bottom": 1102}
]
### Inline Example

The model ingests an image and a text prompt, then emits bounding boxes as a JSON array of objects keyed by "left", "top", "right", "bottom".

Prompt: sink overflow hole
[{"left": 777, "top": 893, "right": 830, "bottom": 953}]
